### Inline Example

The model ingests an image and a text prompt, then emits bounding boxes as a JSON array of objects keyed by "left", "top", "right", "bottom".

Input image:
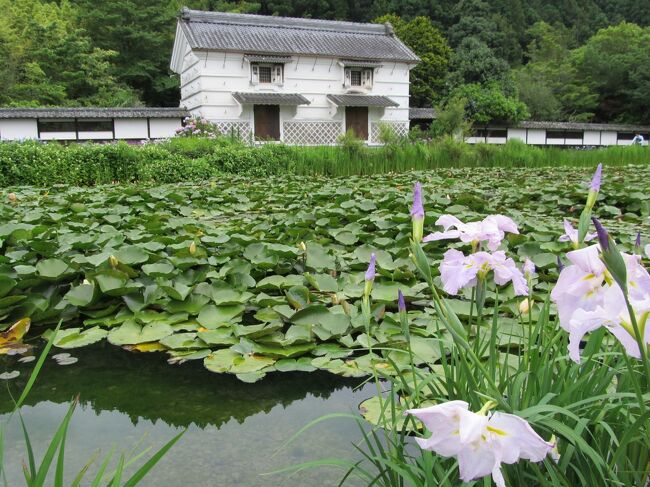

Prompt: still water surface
[{"left": 1, "top": 344, "right": 373, "bottom": 486}]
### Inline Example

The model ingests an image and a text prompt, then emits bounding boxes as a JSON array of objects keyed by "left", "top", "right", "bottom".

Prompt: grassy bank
[{"left": 0, "top": 138, "right": 647, "bottom": 185}]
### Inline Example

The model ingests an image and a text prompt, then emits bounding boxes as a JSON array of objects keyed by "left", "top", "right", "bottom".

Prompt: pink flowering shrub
[{"left": 175, "top": 116, "right": 221, "bottom": 138}]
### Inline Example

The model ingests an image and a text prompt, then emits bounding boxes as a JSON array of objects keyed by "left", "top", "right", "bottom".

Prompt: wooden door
[
  {"left": 254, "top": 105, "right": 280, "bottom": 141},
  {"left": 345, "top": 107, "right": 368, "bottom": 140}
]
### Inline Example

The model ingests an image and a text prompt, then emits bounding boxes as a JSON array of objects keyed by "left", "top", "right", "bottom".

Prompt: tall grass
[{"left": 287, "top": 139, "right": 650, "bottom": 176}]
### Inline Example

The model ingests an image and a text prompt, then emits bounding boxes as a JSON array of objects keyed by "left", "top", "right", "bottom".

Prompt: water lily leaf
[
  {"left": 316, "top": 312, "right": 350, "bottom": 337},
  {"left": 230, "top": 354, "right": 276, "bottom": 374},
  {"left": 159, "top": 332, "right": 206, "bottom": 350},
  {"left": 235, "top": 322, "right": 283, "bottom": 339},
  {"left": 161, "top": 283, "right": 192, "bottom": 301},
  {"left": 167, "top": 348, "right": 211, "bottom": 364},
  {"left": 123, "top": 342, "right": 167, "bottom": 352},
  {"left": 108, "top": 320, "right": 174, "bottom": 346},
  {"left": 36, "top": 259, "right": 72, "bottom": 280},
  {"left": 65, "top": 283, "right": 96, "bottom": 307},
  {"left": 305, "top": 243, "right": 335, "bottom": 271},
  {"left": 142, "top": 261, "right": 175, "bottom": 277},
  {"left": 115, "top": 245, "right": 150, "bottom": 265},
  {"left": 94, "top": 270, "right": 129, "bottom": 294},
  {"left": 197, "top": 328, "right": 237, "bottom": 346},
  {"left": 204, "top": 349, "right": 239, "bottom": 373},
  {"left": 45, "top": 326, "right": 107, "bottom": 349},
  {"left": 197, "top": 304, "right": 245, "bottom": 328},
  {"left": 286, "top": 285, "right": 310, "bottom": 309},
  {"left": 275, "top": 357, "right": 316, "bottom": 372},
  {"left": 164, "top": 294, "right": 210, "bottom": 314},
  {"left": 305, "top": 273, "right": 339, "bottom": 292},
  {"left": 247, "top": 340, "right": 315, "bottom": 359},
  {"left": 235, "top": 372, "right": 266, "bottom": 383},
  {"left": 0, "top": 276, "right": 17, "bottom": 298}
]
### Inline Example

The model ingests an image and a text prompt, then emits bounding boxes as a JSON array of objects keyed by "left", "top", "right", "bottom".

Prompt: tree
[
  {"left": 448, "top": 37, "right": 514, "bottom": 93},
  {"left": 0, "top": 0, "right": 139, "bottom": 107},
  {"left": 373, "top": 14, "right": 452, "bottom": 107},
  {"left": 452, "top": 83, "right": 529, "bottom": 124}
]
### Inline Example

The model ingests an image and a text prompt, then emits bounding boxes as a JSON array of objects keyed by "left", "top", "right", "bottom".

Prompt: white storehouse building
[{"left": 170, "top": 8, "right": 419, "bottom": 144}]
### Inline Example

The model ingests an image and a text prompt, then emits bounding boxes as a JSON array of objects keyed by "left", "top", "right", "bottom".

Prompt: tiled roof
[
  {"left": 179, "top": 9, "right": 419, "bottom": 63},
  {"left": 517, "top": 120, "right": 650, "bottom": 132},
  {"left": 0, "top": 107, "right": 189, "bottom": 119},
  {"left": 409, "top": 108, "right": 436, "bottom": 120},
  {"left": 232, "top": 92, "right": 310, "bottom": 105},
  {"left": 327, "top": 94, "right": 399, "bottom": 107}
]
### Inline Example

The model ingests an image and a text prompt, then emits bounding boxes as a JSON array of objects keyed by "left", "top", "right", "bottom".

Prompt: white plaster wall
[
  {"left": 78, "top": 131, "right": 113, "bottom": 140},
  {"left": 0, "top": 119, "right": 38, "bottom": 140},
  {"left": 601, "top": 132, "right": 617, "bottom": 145},
  {"left": 486, "top": 137, "right": 507, "bottom": 144},
  {"left": 149, "top": 119, "right": 183, "bottom": 138},
  {"left": 114, "top": 119, "right": 149, "bottom": 139},
  {"left": 526, "top": 129, "right": 545, "bottom": 145},
  {"left": 565, "top": 137, "right": 583, "bottom": 145},
  {"left": 464, "top": 136, "right": 484, "bottom": 144},
  {"left": 583, "top": 131, "right": 600, "bottom": 145},
  {"left": 40, "top": 132, "right": 76, "bottom": 141},
  {"left": 507, "top": 128, "right": 526, "bottom": 142},
  {"left": 180, "top": 50, "right": 411, "bottom": 125}
]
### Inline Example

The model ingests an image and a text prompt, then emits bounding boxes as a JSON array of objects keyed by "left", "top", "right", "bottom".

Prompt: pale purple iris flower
[
  {"left": 646, "top": 244, "right": 650, "bottom": 260},
  {"left": 397, "top": 290, "right": 407, "bottom": 313},
  {"left": 405, "top": 401, "right": 553, "bottom": 487},
  {"left": 523, "top": 258, "right": 536, "bottom": 279},
  {"left": 551, "top": 245, "right": 607, "bottom": 328},
  {"left": 411, "top": 182, "right": 425, "bottom": 242},
  {"left": 551, "top": 244, "right": 650, "bottom": 362},
  {"left": 365, "top": 253, "right": 376, "bottom": 281},
  {"left": 411, "top": 182, "right": 424, "bottom": 219},
  {"left": 590, "top": 163, "right": 603, "bottom": 192},
  {"left": 423, "top": 214, "right": 518, "bottom": 251},
  {"left": 440, "top": 249, "right": 528, "bottom": 296},
  {"left": 558, "top": 219, "right": 597, "bottom": 244}
]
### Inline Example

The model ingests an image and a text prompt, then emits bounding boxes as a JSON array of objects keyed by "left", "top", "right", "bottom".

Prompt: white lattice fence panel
[
  {"left": 283, "top": 121, "right": 342, "bottom": 145},
  {"left": 214, "top": 121, "right": 252, "bottom": 141},
  {"left": 370, "top": 122, "right": 410, "bottom": 144}
]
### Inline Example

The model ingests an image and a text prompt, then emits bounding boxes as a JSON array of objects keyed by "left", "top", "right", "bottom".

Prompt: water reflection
[{"left": 1, "top": 344, "right": 372, "bottom": 486}]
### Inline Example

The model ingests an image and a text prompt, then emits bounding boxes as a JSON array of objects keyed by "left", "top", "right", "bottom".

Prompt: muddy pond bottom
[{"left": 1, "top": 344, "right": 374, "bottom": 486}]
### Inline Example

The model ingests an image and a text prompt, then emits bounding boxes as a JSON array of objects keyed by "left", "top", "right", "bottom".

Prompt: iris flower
[
  {"left": 558, "top": 219, "right": 597, "bottom": 245},
  {"left": 440, "top": 249, "right": 528, "bottom": 296},
  {"left": 411, "top": 182, "right": 425, "bottom": 242},
  {"left": 551, "top": 244, "right": 650, "bottom": 362},
  {"left": 406, "top": 401, "right": 553, "bottom": 487},
  {"left": 423, "top": 215, "right": 519, "bottom": 251}
]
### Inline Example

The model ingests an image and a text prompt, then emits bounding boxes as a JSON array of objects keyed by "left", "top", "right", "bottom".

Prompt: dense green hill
[{"left": 0, "top": 0, "right": 647, "bottom": 123}]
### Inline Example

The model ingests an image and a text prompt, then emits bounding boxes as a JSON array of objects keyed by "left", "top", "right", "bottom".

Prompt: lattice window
[
  {"left": 370, "top": 122, "right": 409, "bottom": 144},
  {"left": 212, "top": 121, "right": 253, "bottom": 142},
  {"left": 283, "top": 122, "right": 343, "bottom": 145}
]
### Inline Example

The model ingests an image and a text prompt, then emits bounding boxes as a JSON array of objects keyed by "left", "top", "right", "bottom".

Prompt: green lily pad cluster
[{"left": 0, "top": 167, "right": 648, "bottom": 382}]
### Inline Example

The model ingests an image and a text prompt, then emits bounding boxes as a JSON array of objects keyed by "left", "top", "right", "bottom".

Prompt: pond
[{"left": 1, "top": 345, "right": 373, "bottom": 486}]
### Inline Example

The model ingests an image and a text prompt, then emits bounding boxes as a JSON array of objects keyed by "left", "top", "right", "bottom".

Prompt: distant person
[{"left": 632, "top": 133, "right": 645, "bottom": 145}]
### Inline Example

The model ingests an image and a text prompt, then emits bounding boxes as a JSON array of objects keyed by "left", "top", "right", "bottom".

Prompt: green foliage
[
  {"left": 0, "top": 0, "right": 139, "bottom": 107},
  {"left": 452, "top": 82, "right": 530, "bottom": 124},
  {"left": 373, "top": 14, "right": 452, "bottom": 107},
  {"left": 428, "top": 97, "right": 470, "bottom": 139},
  {"left": 0, "top": 139, "right": 649, "bottom": 185}
]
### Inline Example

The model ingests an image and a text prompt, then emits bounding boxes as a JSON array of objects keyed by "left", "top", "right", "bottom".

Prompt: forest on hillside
[{"left": 0, "top": 0, "right": 648, "bottom": 124}]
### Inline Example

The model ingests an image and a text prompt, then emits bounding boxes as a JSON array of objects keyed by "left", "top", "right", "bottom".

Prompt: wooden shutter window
[
  {"left": 362, "top": 69, "right": 373, "bottom": 88},
  {"left": 272, "top": 65, "right": 283, "bottom": 84},
  {"left": 251, "top": 65, "right": 259, "bottom": 83},
  {"left": 344, "top": 68, "right": 351, "bottom": 87}
]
